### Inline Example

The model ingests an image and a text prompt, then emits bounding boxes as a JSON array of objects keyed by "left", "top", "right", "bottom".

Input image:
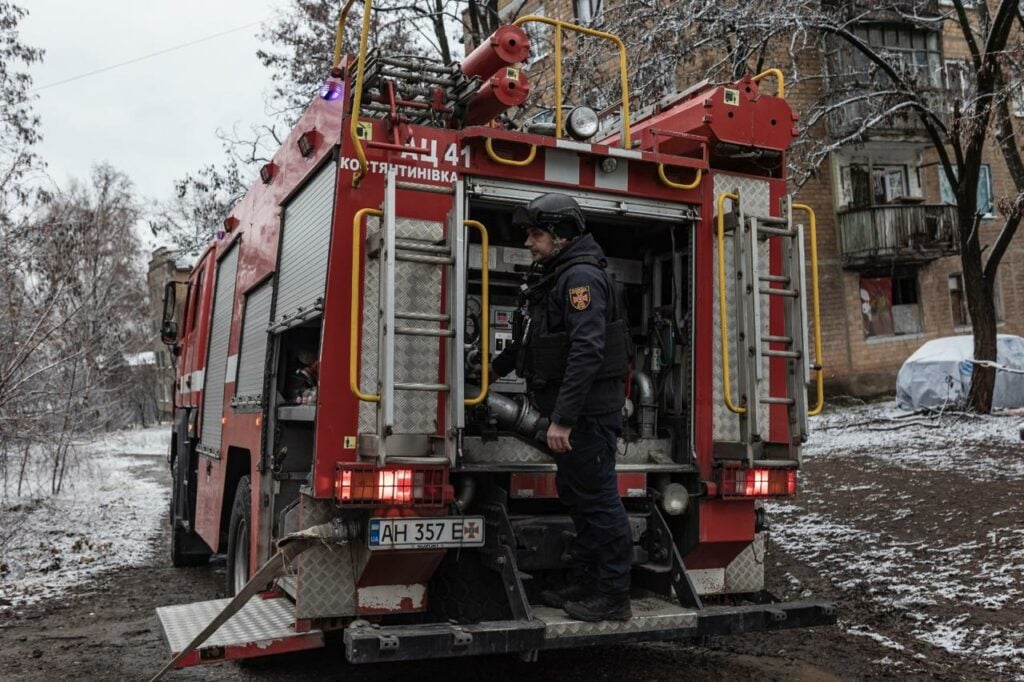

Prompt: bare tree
[
  {"left": 149, "top": 156, "right": 248, "bottom": 259},
  {"left": 0, "top": 2, "right": 44, "bottom": 212},
  {"left": 1, "top": 165, "right": 151, "bottom": 502}
]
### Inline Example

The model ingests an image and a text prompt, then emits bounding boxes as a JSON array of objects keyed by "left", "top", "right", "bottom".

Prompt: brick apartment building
[{"left": 499, "top": 0, "right": 1023, "bottom": 396}]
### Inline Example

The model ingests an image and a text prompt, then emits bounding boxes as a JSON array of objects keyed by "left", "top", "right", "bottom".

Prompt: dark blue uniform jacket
[{"left": 494, "top": 234, "right": 625, "bottom": 428}]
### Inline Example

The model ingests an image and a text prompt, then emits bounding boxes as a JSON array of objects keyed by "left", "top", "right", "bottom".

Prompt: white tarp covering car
[{"left": 896, "top": 335, "right": 1024, "bottom": 410}]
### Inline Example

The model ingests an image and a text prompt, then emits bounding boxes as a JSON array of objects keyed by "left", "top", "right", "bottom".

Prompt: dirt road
[{"left": 1, "top": 404, "right": 1019, "bottom": 681}]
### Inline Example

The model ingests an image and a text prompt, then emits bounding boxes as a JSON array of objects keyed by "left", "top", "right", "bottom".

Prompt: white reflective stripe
[
  {"left": 224, "top": 355, "right": 238, "bottom": 384},
  {"left": 554, "top": 139, "right": 592, "bottom": 153},
  {"left": 193, "top": 369, "right": 205, "bottom": 391},
  {"left": 594, "top": 158, "right": 629, "bottom": 192},
  {"left": 544, "top": 148, "right": 579, "bottom": 185},
  {"left": 607, "top": 147, "right": 642, "bottom": 160}
]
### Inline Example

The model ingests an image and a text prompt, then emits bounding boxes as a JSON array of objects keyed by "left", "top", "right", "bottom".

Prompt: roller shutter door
[
  {"left": 234, "top": 280, "right": 273, "bottom": 405},
  {"left": 274, "top": 162, "right": 337, "bottom": 326},
  {"left": 200, "top": 245, "right": 238, "bottom": 452}
]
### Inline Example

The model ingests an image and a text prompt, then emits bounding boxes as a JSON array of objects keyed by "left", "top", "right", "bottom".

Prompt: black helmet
[{"left": 512, "top": 193, "right": 586, "bottom": 240}]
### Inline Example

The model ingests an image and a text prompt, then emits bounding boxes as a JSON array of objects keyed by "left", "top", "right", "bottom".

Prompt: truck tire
[
  {"left": 170, "top": 452, "right": 212, "bottom": 567},
  {"left": 225, "top": 476, "right": 252, "bottom": 596}
]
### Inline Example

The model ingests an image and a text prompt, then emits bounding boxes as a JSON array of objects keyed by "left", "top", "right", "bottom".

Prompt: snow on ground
[
  {"left": 0, "top": 426, "right": 171, "bottom": 611},
  {"left": 768, "top": 400, "right": 1024, "bottom": 679},
  {"left": 803, "top": 400, "right": 1024, "bottom": 479}
]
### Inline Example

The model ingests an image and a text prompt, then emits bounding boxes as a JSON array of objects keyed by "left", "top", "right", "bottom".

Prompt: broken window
[{"left": 861, "top": 270, "right": 921, "bottom": 338}]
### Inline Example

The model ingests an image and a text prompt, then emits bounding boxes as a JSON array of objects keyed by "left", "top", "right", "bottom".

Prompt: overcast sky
[{"left": 22, "top": 1, "right": 283, "bottom": 203}]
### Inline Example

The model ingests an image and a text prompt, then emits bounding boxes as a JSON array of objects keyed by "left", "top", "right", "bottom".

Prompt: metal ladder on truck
[
  {"left": 716, "top": 191, "right": 823, "bottom": 467},
  {"left": 350, "top": 169, "right": 489, "bottom": 465}
]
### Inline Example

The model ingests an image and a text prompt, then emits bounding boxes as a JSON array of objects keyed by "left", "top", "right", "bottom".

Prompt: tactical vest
[{"left": 517, "top": 255, "right": 631, "bottom": 389}]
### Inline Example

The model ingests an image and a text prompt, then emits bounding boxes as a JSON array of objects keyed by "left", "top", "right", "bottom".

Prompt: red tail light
[
  {"left": 719, "top": 468, "right": 796, "bottom": 498},
  {"left": 335, "top": 465, "right": 447, "bottom": 507}
]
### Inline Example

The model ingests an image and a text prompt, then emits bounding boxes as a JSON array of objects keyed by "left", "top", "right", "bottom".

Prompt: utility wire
[{"left": 31, "top": 21, "right": 262, "bottom": 93}]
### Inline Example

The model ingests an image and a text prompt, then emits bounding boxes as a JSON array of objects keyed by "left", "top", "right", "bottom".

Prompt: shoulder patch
[{"left": 568, "top": 285, "right": 591, "bottom": 311}]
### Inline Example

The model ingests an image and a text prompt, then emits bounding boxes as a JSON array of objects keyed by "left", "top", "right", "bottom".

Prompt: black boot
[
  {"left": 563, "top": 592, "right": 632, "bottom": 622},
  {"left": 539, "top": 581, "right": 596, "bottom": 609}
]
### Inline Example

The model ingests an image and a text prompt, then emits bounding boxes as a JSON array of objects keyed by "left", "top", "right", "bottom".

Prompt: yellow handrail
[
  {"left": 513, "top": 16, "right": 631, "bottom": 148},
  {"left": 484, "top": 137, "right": 537, "bottom": 167},
  {"left": 463, "top": 220, "right": 490, "bottom": 406},
  {"left": 752, "top": 68, "right": 785, "bottom": 98},
  {"left": 716, "top": 192, "right": 745, "bottom": 414},
  {"left": 792, "top": 203, "right": 824, "bottom": 416},
  {"left": 657, "top": 165, "right": 703, "bottom": 190},
  {"left": 332, "top": 0, "right": 359, "bottom": 69},
  {"left": 350, "top": 207, "right": 383, "bottom": 402},
  {"left": 349, "top": 0, "right": 374, "bottom": 187}
]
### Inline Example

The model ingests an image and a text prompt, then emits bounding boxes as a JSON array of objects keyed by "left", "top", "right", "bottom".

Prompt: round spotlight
[
  {"left": 318, "top": 78, "right": 345, "bottom": 101},
  {"left": 566, "top": 106, "right": 599, "bottom": 140},
  {"left": 660, "top": 483, "right": 689, "bottom": 516},
  {"left": 599, "top": 156, "right": 618, "bottom": 174}
]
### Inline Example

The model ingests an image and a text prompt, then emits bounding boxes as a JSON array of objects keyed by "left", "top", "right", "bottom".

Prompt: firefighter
[{"left": 492, "top": 193, "right": 633, "bottom": 622}]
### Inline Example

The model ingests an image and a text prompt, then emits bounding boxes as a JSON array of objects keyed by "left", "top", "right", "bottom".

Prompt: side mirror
[
  {"left": 161, "top": 320, "right": 179, "bottom": 345},
  {"left": 160, "top": 281, "right": 179, "bottom": 345}
]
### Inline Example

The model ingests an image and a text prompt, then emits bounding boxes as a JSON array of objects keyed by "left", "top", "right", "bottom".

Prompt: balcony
[
  {"left": 825, "top": 88, "right": 941, "bottom": 140},
  {"left": 837, "top": 203, "right": 959, "bottom": 268},
  {"left": 819, "top": 0, "right": 940, "bottom": 19}
]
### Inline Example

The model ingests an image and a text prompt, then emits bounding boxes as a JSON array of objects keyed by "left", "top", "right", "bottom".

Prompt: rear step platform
[
  {"left": 156, "top": 596, "right": 323, "bottom": 668},
  {"left": 157, "top": 595, "right": 836, "bottom": 668}
]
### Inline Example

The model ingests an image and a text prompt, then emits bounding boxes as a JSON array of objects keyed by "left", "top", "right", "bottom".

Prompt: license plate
[{"left": 367, "top": 516, "right": 485, "bottom": 551}]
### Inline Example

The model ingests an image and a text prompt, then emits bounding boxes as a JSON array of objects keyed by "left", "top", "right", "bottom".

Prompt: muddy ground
[{"left": 1, "top": 410, "right": 1019, "bottom": 681}]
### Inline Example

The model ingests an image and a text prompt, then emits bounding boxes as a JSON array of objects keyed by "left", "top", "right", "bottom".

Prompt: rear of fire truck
[{"left": 155, "top": 3, "right": 835, "bottom": 673}]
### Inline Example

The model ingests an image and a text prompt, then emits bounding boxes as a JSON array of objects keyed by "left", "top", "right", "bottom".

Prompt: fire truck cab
[{"left": 156, "top": 8, "right": 835, "bottom": 673}]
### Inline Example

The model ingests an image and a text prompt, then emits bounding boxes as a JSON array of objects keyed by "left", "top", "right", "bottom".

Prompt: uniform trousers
[{"left": 554, "top": 415, "right": 633, "bottom": 596}]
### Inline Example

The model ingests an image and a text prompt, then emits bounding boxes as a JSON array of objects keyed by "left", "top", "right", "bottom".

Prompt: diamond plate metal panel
[
  {"left": 711, "top": 173, "right": 773, "bottom": 442},
  {"left": 724, "top": 532, "right": 765, "bottom": 593},
  {"left": 295, "top": 496, "right": 369, "bottom": 619},
  {"left": 689, "top": 568, "right": 726, "bottom": 595},
  {"left": 199, "top": 245, "right": 238, "bottom": 451},
  {"left": 157, "top": 596, "right": 315, "bottom": 653},
  {"left": 359, "top": 217, "right": 446, "bottom": 436},
  {"left": 461, "top": 436, "right": 671, "bottom": 465},
  {"left": 533, "top": 598, "right": 698, "bottom": 639}
]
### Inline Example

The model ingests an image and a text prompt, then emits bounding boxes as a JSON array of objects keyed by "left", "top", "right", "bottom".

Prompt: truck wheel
[
  {"left": 170, "top": 452, "right": 212, "bottom": 567},
  {"left": 225, "top": 476, "right": 252, "bottom": 596}
]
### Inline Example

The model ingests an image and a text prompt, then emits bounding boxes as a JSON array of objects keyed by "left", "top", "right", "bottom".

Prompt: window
[
  {"left": 575, "top": 0, "right": 602, "bottom": 24},
  {"left": 186, "top": 268, "right": 205, "bottom": 334},
  {"left": 840, "top": 163, "right": 910, "bottom": 207},
  {"left": 938, "top": 164, "right": 994, "bottom": 218},
  {"left": 860, "top": 270, "right": 921, "bottom": 338},
  {"left": 943, "top": 58, "right": 972, "bottom": 111},
  {"left": 524, "top": 6, "right": 550, "bottom": 64},
  {"left": 842, "top": 26, "right": 942, "bottom": 88},
  {"left": 948, "top": 273, "right": 1004, "bottom": 327}
]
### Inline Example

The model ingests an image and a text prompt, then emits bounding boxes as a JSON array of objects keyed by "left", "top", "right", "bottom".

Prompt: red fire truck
[{"left": 155, "top": 6, "right": 835, "bottom": 673}]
